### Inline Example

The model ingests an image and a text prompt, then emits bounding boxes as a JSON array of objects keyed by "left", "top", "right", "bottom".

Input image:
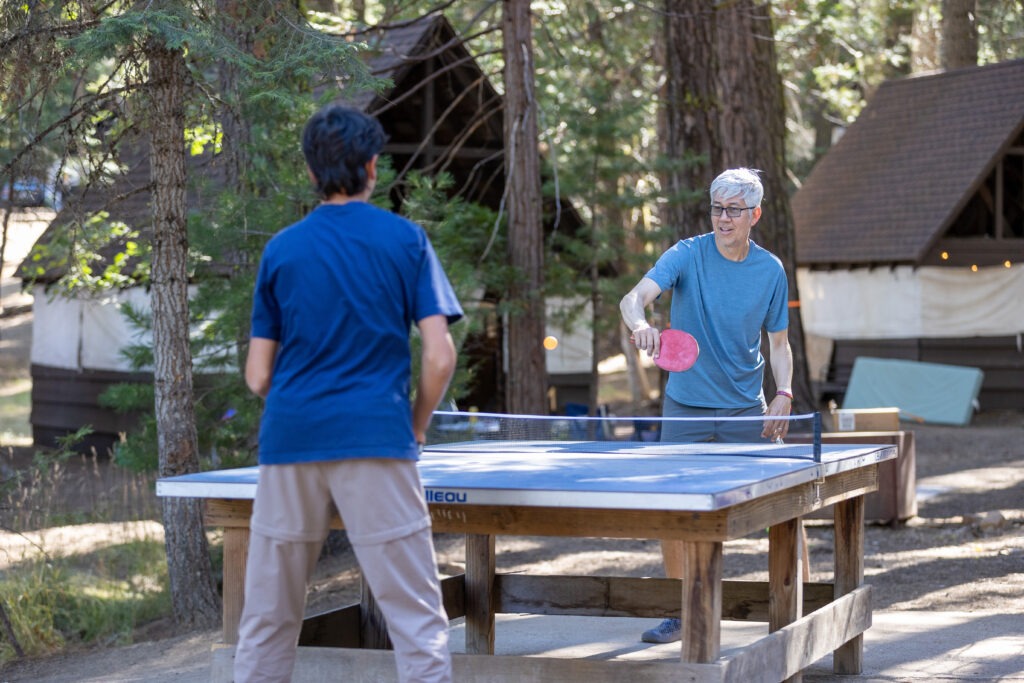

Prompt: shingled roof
[{"left": 793, "top": 59, "right": 1024, "bottom": 269}]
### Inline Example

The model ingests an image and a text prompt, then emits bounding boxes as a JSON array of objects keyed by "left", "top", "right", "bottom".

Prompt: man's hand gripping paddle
[{"left": 655, "top": 329, "right": 700, "bottom": 372}]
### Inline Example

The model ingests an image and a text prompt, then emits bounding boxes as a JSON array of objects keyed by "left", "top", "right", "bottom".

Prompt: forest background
[{"left": 1, "top": 0, "right": 1022, "bottom": 663}]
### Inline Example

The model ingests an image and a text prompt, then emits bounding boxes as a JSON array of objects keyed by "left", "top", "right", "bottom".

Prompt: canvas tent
[
  {"left": 19, "top": 15, "right": 586, "bottom": 450},
  {"left": 793, "top": 59, "right": 1024, "bottom": 410}
]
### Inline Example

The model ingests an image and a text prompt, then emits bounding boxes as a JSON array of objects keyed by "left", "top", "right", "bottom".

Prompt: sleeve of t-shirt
[
  {"left": 415, "top": 237, "right": 464, "bottom": 325},
  {"left": 764, "top": 267, "right": 789, "bottom": 333},
  {"left": 644, "top": 239, "right": 691, "bottom": 293},
  {"left": 250, "top": 249, "right": 282, "bottom": 340}
]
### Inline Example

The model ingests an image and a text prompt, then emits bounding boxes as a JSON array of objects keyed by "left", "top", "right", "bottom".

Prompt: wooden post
[
  {"left": 360, "top": 581, "right": 392, "bottom": 649},
  {"left": 221, "top": 527, "right": 249, "bottom": 644},
  {"left": 769, "top": 517, "right": 804, "bottom": 683},
  {"left": 465, "top": 533, "right": 496, "bottom": 654},
  {"left": 834, "top": 494, "right": 866, "bottom": 673},
  {"left": 679, "top": 540, "right": 722, "bottom": 663}
]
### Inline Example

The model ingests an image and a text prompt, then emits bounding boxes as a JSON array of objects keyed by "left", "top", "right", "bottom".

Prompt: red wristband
[{"left": 776, "top": 389, "right": 793, "bottom": 400}]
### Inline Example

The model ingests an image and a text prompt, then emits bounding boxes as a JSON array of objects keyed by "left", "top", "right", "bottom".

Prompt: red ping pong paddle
[{"left": 655, "top": 329, "right": 699, "bottom": 372}]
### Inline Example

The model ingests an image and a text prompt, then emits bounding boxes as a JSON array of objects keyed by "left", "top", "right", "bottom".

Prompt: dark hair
[{"left": 302, "top": 105, "right": 387, "bottom": 198}]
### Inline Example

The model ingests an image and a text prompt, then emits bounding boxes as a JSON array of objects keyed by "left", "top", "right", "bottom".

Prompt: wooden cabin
[
  {"left": 18, "top": 15, "right": 586, "bottom": 451},
  {"left": 793, "top": 59, "right": 1024, "bottom": 410}
]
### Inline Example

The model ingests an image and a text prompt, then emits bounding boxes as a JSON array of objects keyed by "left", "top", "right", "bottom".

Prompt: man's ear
[
  {"left": 306, "top": 166, "right": 318, "bottom": 186},
  {"left": 366, "top": 155, "right": 378, "bottom": 182},
  {"left": 751, "top": 205, "right": 763, "bottom": 225}
]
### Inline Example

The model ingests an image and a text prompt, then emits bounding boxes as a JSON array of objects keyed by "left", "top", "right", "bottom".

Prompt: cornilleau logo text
[{"left": 425, "top": 489, "right": 467, "bottom": 504}]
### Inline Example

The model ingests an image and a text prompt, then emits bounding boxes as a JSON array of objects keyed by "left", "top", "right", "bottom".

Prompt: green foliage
[{"left": 0, "top": 540, "right": 170, "bottom": 666}]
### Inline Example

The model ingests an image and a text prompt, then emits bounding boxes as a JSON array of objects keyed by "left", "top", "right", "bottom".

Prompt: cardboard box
[{"left": 830, "top": 407, "right": 900, "bottom": 432}]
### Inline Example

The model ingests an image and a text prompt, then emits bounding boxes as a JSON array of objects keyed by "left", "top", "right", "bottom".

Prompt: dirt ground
[{"left": 2, "top": 409, "right": 1022, "bottom": 682}]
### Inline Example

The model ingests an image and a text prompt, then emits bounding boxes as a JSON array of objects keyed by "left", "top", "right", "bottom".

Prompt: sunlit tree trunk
[
  {"left": 145, "top": 36, "right": 220, "bottom": 628},
  {"left": 502, "top": 0, "right": 547, "bottom": 415}
]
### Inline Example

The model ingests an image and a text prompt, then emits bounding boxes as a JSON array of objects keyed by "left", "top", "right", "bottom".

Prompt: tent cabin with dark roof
[
  {"left": 18, "top": 15, "right": 587, "bottom": 452},
  {"left": 793, "top": 59, "right": 1024, "bottom": 412}
]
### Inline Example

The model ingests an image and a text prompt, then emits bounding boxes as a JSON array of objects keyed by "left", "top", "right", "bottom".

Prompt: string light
[
  {"left": 940, "top": 251, "right": 949, "bottom": 260},
  {"left": 1005, "top": 260, "right": 1013, "bottom": 268},
  {"left": 971, "top": 264, "right": 979, "bottom": 272}
]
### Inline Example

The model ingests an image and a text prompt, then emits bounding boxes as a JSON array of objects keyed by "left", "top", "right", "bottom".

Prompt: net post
[{"left": 813, "top": 412, "right": 822, "bottom": 462}]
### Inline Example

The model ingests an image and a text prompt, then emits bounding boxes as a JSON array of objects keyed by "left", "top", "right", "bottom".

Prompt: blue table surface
[{"left": 157, "top": 440, "right": 895, "bottom": 512}]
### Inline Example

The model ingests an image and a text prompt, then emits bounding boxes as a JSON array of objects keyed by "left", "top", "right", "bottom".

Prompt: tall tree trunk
[
  {"left": 145, "top": 38, "right": 220, "bottom": 628},
  {"left": 713, "top": 0, "right": 815, "bottom": 413},
  {"left": 941, "top": 0, "right": 978, "bottom": 70},
  {"left": 502, "top": 0, "right": 547, "bottom": 415},
  {"left": 659, "top": 0, "right": 719, "bottom": 240}
]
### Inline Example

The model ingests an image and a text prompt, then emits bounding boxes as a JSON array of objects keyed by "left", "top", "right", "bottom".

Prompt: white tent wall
[
  {"left": 797, "top": 265, "right": 1024, "bottom": 340},
  {"left": 29, "top": 284, "right": 213, "bottom": 373}
]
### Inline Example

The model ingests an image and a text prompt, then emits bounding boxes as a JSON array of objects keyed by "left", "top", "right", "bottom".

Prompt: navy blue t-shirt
[
  {"left": 645, "top": 232, "right": 788, "bottom": 409},
  {"left": 250, "top": 202, "right": 463, "bottom": 464}
]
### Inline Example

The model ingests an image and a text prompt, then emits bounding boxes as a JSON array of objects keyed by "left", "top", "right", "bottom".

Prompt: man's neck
[
  {"left": 321, "top": 188, "right": 372, "bottom": 206},
  {"left": 715, "top": 236, "right": 751, "bottom": 262}
]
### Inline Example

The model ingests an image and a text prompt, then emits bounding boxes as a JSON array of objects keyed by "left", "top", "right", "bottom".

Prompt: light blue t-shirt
[
  {"left": 250, "top": 202, "right": 463, "bottom": 464},
  {"left": 645, "top": 232, "right": 788, "bottom": 409}
]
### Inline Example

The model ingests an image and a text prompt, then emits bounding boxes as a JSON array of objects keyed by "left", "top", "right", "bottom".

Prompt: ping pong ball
[{"left": 543, "top": 335, "right": 559, "bottom": 350}]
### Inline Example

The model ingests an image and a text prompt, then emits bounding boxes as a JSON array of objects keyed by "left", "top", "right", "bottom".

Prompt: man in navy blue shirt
[{"left": 236, "top": 105, "right": 462, "bottom": 682}]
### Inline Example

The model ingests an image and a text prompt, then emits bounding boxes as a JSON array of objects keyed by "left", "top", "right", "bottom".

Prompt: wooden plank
[
  {"left": 300, "top": 574, "right": 465, "bottom": 647},
  {"left": 211, "top": 644, "right": 723, "bottom": 683},
  {"left": 441, "top": 573, "right": 466, "bottom": 620},
  {"left": 465, "top": 533, "right": 495, "bottom": 655},
  {"left": 299, "top": 603, "right": 362, "bottom": 648},
  {"left": 360, "top": 581, "right": 392, "bottom": 650},
  {"left": 680, "top": 541, "right": 722, "bottom": 663},
  {"left": 428, "top": 467, "right": 879, "bottom": 543},
  {"left": 721, "top": 467, "right": 879, "bottom": 540},
  {"left": 720, "top": 586, "right": 872, "bottom": 683},
  {"left": 833, "top": 494, "right": 866, "bottom": 674},
  {"left": 496, "top": 575, "right": 835, "bottom": 621},
  {"left": 221, "top": 527, "right": 249, "bottom": 645},
  {"left": 205, "top": 499, "right": 254, "bottom": 528},
  {"left": 430, "top": 504, "right": 731, "bottom": 539}
]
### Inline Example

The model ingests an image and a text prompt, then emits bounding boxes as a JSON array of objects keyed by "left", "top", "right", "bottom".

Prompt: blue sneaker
[{"left": 641, "top": 618, "right": 681, "bottom": 643}]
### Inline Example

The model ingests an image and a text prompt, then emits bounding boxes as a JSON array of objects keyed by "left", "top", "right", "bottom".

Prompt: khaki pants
[{"left": 233, "top": 459, "right": 452, "bottom": 683}]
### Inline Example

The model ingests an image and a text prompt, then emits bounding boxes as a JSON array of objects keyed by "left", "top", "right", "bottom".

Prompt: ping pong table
[{"left": 157, "top": 437, "right": 895, "bottom": 682}]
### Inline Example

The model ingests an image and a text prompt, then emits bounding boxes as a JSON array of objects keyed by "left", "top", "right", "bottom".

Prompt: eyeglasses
[{"left": 710, "top": 205, "right": 755, "bottom": 218}]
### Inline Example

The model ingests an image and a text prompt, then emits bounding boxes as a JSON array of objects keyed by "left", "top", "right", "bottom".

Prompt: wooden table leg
[
  {"left": 222, "top": 527, "right": 249, "bottom": 644},
  {"left": 464, "top": 533, "right": 496, "bottom": 654},
  {"left": 679, "top": 540, "right": 722, "bottom": 663},
  {"left": 834, "top": 495, "right": 866, "bottom": 674},
  {"left": 770, "top": 517, "right": 804, "bottom": 683},
  {"left": 360, "top": 581, "right": 392, "bottom": 648}
]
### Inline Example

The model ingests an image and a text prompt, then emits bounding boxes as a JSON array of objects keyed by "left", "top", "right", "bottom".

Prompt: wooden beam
[
  {"left": 213, "top": 587, "right": 871, "bottom": 682},
  {"left": 496, "top": 575, "right": 835, "bottom": 621},
  {"left": 425, "top": 467, "right": 880, "bottom": 541},
  {"left": 833, "top": 495, "right": 866, "bottom": 674},
  {"left": 299, "top": 603, "right": 361, "bottom": 648},
  {"left": 211, "top": 643, "right": 725, "bottom": 683},
  {"left": 680, "top": 541, "right": 723, "bottom": 663},
  {"left": 221, "top": 527, "right": 249, "bottom": 645},
  {"left": 720, "top": 586, "right": 872, "bottom": 683},
  {"left": 768, "top": 518, "right": 804, "bottom": 683},
  {"left": 465, "top": 533, "right": 496, "bottom": 654},
  {"left": 360, "top": 581, "right": 392, "bottom": 650},
  {"left": 996, "top": 156, "right": 1005, "bottom": 239}
]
